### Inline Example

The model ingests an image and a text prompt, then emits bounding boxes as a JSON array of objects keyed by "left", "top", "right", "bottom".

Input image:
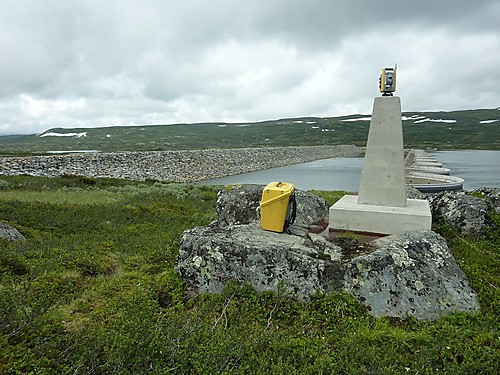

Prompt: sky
[{"left": 0, "top": 0, "right": 499, "bottom": 135}]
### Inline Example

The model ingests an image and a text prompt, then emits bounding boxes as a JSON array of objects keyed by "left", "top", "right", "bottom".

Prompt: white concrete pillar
[{"left": 357, "top": 96, "right": 406, "bottom": 207}]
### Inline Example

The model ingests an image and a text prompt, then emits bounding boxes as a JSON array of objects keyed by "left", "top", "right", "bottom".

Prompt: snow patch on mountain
[{"left": 40, "top": 131, "right": 87, "bottom": 138}]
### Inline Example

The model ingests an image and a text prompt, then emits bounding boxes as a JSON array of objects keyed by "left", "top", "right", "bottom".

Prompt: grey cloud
[
  {"left": 0, "top": 2, "right": 76, "bottom": 98},
  {"left": 237, "top": 0, "right": 499, "bottom": 49},
  {"left": 0, "top": 0, "right": 499, "bottom": 135}
]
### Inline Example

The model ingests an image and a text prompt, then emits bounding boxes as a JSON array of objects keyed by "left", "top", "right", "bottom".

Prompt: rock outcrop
[
  {"left": 0, "top": 222, "right": 25, "bottom": 242},
  {"left": 429, "top": 189, "right": 498, "bottom": 236},
  {"left": 176, "top": 184, "right": 482, "bottom": 320},
  {"left": 178, "top": 223, "right": 342, "bottom": 301},
  {"left": 216, "top": 184, "right": 329, "bottom": 233},
  {"left": 216, "top": 185, "right": 263, "bottom": 227},
  {"left": 342, "top": 230, "right": 479, "bottom": 320}
]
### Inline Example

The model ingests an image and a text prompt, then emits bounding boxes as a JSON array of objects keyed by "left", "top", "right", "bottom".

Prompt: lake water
[{"left": 199, "top": 150, "right": 500, "bottom": 191}]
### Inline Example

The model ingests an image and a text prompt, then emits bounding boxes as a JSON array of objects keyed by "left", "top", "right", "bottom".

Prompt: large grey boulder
[
  {"left": 177, "top": 224, "right": 342, "bottom": 301},
  {"left": 293, "top": 189, "right": 330, "bottom": 230},
  {"left": 216, "top": 184, "right": 329, "bottom": 232},
  {"left": 429, "top": 190, "right": 496, "bottom": 236},
  {"left": 342, "top": 230, "right": 479, "bottom": 320},
  {"left": 177, "top": 225, "right": 479, "bottom": 320},
  {"left": 176, "top": 185, "right": 482, "bottom": 320},
  {"left": 0, "top": 222, "right": 25, "bottom": 242},
  {"left": 216, "top": 185, "right": 262, "bottom": 227}
]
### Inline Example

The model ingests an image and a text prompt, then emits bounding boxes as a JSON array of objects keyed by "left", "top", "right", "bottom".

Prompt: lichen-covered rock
[
  {"left": 176, "top": 185, "right": 482, "bottom": 320},
  {"left": 293, "top": 190, "right": 329, "bottom": 228},
  {"left": 216, "top": 184, "right": 329, "bottom": 232},
  {"left": 342, "top": 230, "right": 479, "bottom": 320},
  {"left": 0, "top": 222, "right": 25, "bottom": 242},
  {"left": 177, "top": 225, "right": 479, "bottom": 320},
  {"left": 216, "top": 184, "right": 262, "bottom": 227},
  {"left": 472, "top": 187, "right": 500, "bottom": 213},
  {"left": 429, "top": 191, "right": 496, "bottom": 236},
  {"left": 176, "top": 223, "right": 342, "bottom": 301}
]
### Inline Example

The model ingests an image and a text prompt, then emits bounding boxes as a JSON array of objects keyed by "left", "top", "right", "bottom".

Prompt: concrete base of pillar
[{"left": 329, "top": 195, "right": 431, "bottom": 235}]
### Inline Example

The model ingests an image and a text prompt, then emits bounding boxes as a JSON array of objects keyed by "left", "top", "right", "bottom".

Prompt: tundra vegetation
[{"left": 0, "top": 176, "right": 498, "bottom": 374}]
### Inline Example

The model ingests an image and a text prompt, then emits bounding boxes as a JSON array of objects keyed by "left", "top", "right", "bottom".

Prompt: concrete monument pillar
[
  {"left": 358, "top": 96, "right": 406, "bottom": 207},
  {"left": 329, "top": 95, "right": 431, "bottom": 235}
]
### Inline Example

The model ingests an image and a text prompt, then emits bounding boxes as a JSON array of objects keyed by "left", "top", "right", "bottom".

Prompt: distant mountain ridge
[{"left": 1, "top": 108, "right": 498, "bottom": 155}]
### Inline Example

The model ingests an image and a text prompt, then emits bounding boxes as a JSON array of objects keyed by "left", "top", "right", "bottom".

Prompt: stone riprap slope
[{"left": 0, "top": 145, "right": 361, "bottom": 182}]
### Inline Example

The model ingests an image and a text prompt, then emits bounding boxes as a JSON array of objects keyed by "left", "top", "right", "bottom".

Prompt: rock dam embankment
[{"left": 0, "top": 145, "right": 362, "bottom": 182}]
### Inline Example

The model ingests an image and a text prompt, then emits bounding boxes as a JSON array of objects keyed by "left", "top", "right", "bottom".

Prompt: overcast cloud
[{"left": 1, "top": 0, "right": 499, "bottom": 135}]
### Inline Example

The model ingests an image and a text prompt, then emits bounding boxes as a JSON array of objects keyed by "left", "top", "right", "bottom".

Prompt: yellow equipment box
[{"left": 260, "top": 181, "right": 296, "bottom": 233}]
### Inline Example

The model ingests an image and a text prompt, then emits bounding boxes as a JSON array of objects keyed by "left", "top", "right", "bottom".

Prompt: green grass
[
  {"left": 310, "top": 190, "right": 349, "bottom": 206},
  {"left": 0, "top": 188, "right": 121, "bottom": 205},
  {"left": 0, "top": 176, "right": 499, "bottom": 374}
]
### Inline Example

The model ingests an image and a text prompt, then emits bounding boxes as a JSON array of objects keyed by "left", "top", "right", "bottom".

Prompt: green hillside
[{"left": 1, "top": 108, "right": 498, "bottom": 155}]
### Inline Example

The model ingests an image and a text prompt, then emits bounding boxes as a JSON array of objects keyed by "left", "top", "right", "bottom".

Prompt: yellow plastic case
[{"left": 260, "top": 181, "right": 296, "bottom": 232}]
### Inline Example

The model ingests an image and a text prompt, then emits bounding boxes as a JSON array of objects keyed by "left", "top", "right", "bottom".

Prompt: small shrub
[{"left": 0, "top": 244, "right": 28, "bottom": 276}]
